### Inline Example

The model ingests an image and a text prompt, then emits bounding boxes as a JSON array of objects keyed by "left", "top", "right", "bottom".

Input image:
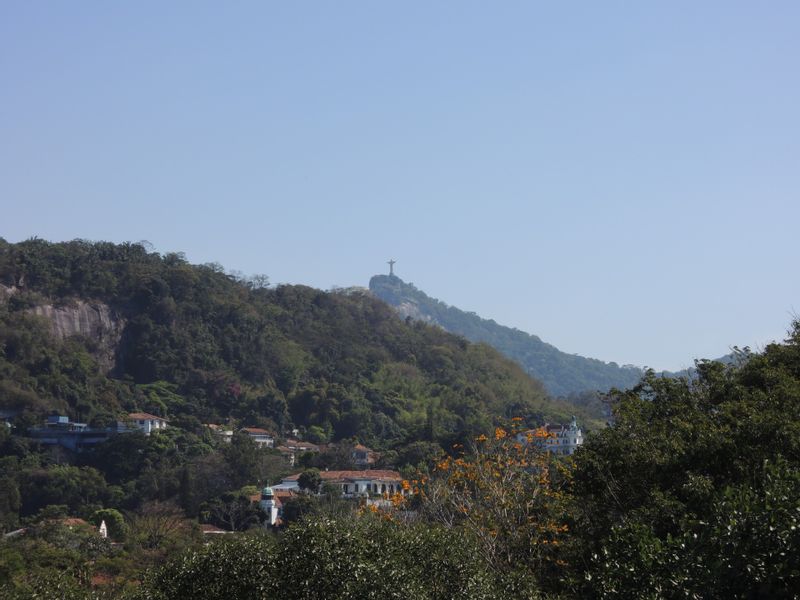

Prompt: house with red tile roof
[
  {"left": 274, "top": 469, "right": 406, "bottom": 498},
  {"left": 277, "top": 438, "right": 320, "bottom": 466},
  {"left": 352, "top": 443, "right": 379, "bottom": 467},
  {"left": 240, "top": 427, "right": 275, "bottom": 448},
  {"left": 128, "top": 412, "right": 168, "bottom": 435}
]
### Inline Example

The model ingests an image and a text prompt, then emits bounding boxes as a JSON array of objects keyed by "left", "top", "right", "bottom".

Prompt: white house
[
  {"left": 517, "top": 416, "right": 583, "bottom": 456},
  {"left": 276, "top": 438, "right": 320, "bottom": 466},
  {"left": 128, "top": 412, "right": 168, "bottom": 435},
  {"left": 352, "top": 443, "right": 378, "bottom": 467},
  {"left": 240, "top": 427, "right": 275, "bottom": 448},
  {"left": 274, "top": 470, "right": 406, "bottom": 498},
  {"left": 205, "top": 423, "right": 234, "bottom": 443}
]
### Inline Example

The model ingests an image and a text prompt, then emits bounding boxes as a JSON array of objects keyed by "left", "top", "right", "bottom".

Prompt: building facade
[
  {"left": 517, "top": 416, "right": 584, "bottom": 456},
  {"left": 274, "top": 470, "right": 406, "bottom": 498},
  {"left": 240, "top": 427, "right": 275, "bottom": 448},
  {"left": 128, "top": 412, "right": 168, "bottom": 435}
]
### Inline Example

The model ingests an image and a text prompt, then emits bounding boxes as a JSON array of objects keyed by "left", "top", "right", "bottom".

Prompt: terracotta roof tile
[
  {"left": 284, "top": 469, "right": 402, "bottom": 482},
  {"left": 241, "top": 427, "right": 273, "bottom": 435},
  {"left": 128, "top": 412, "right": 167, "bottom": 421}
]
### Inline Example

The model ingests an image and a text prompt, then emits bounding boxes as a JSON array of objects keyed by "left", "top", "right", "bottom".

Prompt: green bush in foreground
[{"left": 133, "top": 516, "right": 498, "bottom": 600}]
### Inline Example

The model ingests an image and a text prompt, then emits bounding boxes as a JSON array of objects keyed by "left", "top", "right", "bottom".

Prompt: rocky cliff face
[
  {"left": 394, "top": 300, "right": 435, "bottom": 324},
  {"left": 28, "top": 300, "right": 124, "bottom": 371},
  {"left": 0, "top": 283, "right": 18, "bottom": 300}
]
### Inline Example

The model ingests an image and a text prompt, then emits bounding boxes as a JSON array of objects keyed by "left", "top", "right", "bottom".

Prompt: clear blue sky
[{"left": 2, "top": 2, "right": 798, "bottom": 371}]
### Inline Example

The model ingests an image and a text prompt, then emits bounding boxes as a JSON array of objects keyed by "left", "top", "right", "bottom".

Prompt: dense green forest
[
  {"left": 370, "top": 274, "right": 645, "bottom": 396},
  {"left": 0, "top": 238, "right": 589, "bottom": 447},
  {"left": 3, "top": 320, "right": 797, "bottom": 598},
  {"left": 3, "top": 238, "right": 796, "bottom": 598},
  {"left": 0, "top": 237, "right": 591, "bottom": 595}
]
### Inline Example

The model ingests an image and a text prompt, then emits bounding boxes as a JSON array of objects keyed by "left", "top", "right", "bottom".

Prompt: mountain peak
[{"left": 369, "top": 274, "right": 643, "bottom": 397}]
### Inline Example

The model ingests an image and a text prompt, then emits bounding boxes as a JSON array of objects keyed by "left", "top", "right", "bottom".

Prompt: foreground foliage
[
  {"left": 567, "top": 323, "right": 800, "bottom": 598},
  {"left": 132, "top": 518, "right": 497, "bottom": 600},
  {"left": 420, "top": 423, "right": 570, "bottom": 595}
]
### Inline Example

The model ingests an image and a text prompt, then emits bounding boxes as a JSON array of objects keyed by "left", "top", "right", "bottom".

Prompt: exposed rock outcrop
[
  {"left": 0, "top": 283, "right": 18, "bottom": 301},
  {"left": 395, "top": 300, "right": 435, "bottom": 324},
  {"left": 29, "top": 301, "right": 124, "bottom": 371}
]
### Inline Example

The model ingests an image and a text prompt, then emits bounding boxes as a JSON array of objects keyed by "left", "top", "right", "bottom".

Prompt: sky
[{"left": 1, "top": 2, "right": 798, "bottom": 372}]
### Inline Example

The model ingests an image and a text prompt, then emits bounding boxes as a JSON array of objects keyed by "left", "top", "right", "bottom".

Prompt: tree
[
  {"left": 129, "top": 535, "right": 277, "bottom": 600},
  {"left": 129, "top": 501, "right": 192, "bottom": 549},
  {"left": 0, "top": 475, "right": 21, "bottom": 532},
  {"left": 18, "top": 465, "right": 110, "bottom": 517},
  {"left": 223, "top": 434, "right": 261, "bottom": 488},
  {"left": 297, "top": 468, "right": 322, "bottom": 494},
  {"left": 89, "top": 508, "right": 128, "bottom": 542},
  {"left": 393, "top": 441, "right": 445, "bottom": 470},
  {"left": 201, "top": 493, "right": 265, "bottom": 532},
  {"left": 273, "top": 515, "right": 496, "bottom": 600},
  {"left": 566, "top": 321, "right": 800, "bottom": 598},
  {"left": 278, "top": 495, "right": 318, "bottom": 527},
  {"left": 135, "top": 515, "right": 496, "bottom": 600},
  {"left": 418, "top": 422, "right": 569, "bottom": 594}
]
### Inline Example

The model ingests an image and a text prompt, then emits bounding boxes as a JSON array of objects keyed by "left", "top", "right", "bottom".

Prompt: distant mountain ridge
[{"left": 370, "top": 275, "right": 645, "bottom": 397}]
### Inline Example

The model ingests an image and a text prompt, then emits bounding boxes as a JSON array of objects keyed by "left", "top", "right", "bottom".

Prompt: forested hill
[
  {"left": 0, "top": 238, "right": 591, "bottom": 449},
  {"left": 370, "top": 274, "right": 643, "bottom": 397}
]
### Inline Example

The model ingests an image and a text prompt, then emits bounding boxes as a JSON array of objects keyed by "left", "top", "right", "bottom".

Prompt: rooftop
[
  {"left": 284, "top": 470, "right": 402, "bottom": 482},
  {"left": 241, "top": 427, "right": 273, "bottom": 435},
  {"left": 128, "top": 412, "right": 167, "bottom": 421}
]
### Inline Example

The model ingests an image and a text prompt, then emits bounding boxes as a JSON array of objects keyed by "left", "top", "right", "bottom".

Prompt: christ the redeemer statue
[{"left": 388, "top": 259, "right": 396, "bottom": 277}]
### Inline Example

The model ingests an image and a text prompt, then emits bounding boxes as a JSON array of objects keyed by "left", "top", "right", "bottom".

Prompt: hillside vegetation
[
  {"left": 370, "top": 274, "right": 644, "bottom": 396},
  {"left": 2, "top": 237, "right": 798, "bottom": 598},
  {"left": 0, "top": 238, "right": 587, "bottom": 448}
]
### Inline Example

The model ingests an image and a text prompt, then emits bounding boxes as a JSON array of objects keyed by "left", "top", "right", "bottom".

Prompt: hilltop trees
[
  {"left": 565, "top": 323, "right": 800, "bottom": 598},
  {"left": 0, "top": 238, "right": 564, "bottom": 451},
  {"left": 369, "top": 273, "right": 643, "bottom": 398}
]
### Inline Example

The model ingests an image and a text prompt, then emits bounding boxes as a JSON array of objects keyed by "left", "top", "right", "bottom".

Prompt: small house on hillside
[
  {"left": 352, "top": 443, "right": 380, "bottom": 468},
  {"left": 240, "top": 427, "right": 274, "bottom": 448},
  {"left": 128, "top": 412, "right": 168, "bottom": 436},
  {"left": 205, "top": 423, "right": 234, "bottom": 443},
  {"left": 277, "top": 438, "right": 320, "bottom": 466}
]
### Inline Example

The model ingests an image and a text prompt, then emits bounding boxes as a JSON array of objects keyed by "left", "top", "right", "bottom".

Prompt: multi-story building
[{"left": 517, "top": 416, "right": 584, "bottom": 456}]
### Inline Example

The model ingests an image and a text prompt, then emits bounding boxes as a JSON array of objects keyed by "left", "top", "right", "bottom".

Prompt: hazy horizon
[{"left": 3, "top": 2, "right": 798, "bottom": 372}]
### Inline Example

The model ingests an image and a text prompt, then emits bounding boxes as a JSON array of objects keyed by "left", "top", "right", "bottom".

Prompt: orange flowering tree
[{"left": 417, "top": 419, "right": 571, "bottom": 591}]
